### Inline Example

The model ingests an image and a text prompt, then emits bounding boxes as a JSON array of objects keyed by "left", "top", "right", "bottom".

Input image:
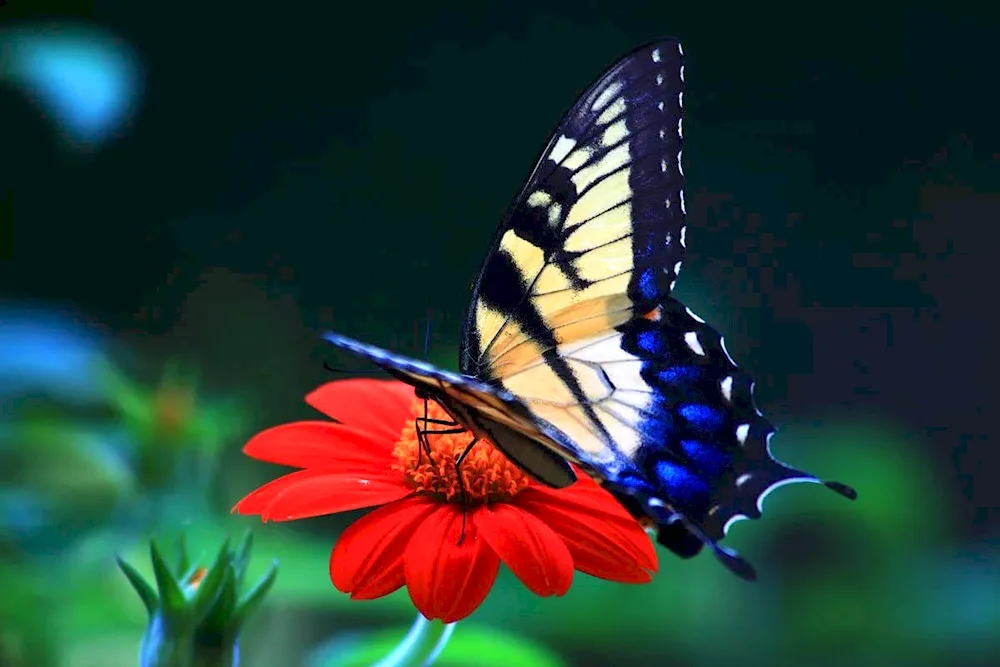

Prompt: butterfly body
[{"left": 323, "top": 39, "right": 855, "bottom": 579}]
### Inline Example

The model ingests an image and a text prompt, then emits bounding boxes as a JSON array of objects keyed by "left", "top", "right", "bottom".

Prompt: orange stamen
[{"left": 393, "top": 399, "right": 531, "bottom": 504}]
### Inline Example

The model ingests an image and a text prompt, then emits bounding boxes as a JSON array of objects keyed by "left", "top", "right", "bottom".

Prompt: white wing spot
[
  {"left": 660, "top": 158, "right": 667, "bottom": 172},
  {"left": 749, "top": 381, "right": 764, "bottom": 417},
  {"left": 678, "top": 118, "right": 683, "bottom": 138},
  {"left": 591, "top": 81, "right": 623, "bottom": 112},
  {"left": 652, "top": 48, "right": 661, "bottom": 62},
  {"left": 721, "top": 375, "right": 733, "bottom": 402},
  {"left": 684, "top": 331, "right": 705, "bottom": 356},
  {"left": 669, "top": 279, "right": 677, "bottom": 291},
  {"left": 719, "top": 336, "right": 737, "bottom": 366},
  {"left": 659, "top": 128, "right": 665, "bottom": 139},
  {"left": 679, "top": 225, "right": 687, "bottom": 247},
  {"left": 736, "top": 473, "right": 752, "bottom": 487},
  {"left": 679, "top": 190, "right": 687, "bottom": 214},
  {"left": 684, "top": 305, "right": 704, "bottom": 323},
  {"left": 548, "top": 202, "right": 562, "bottom": 226},
  {"left": 677, "top": 42, "right": 684, "bottom": 56},
  {"left": 673, "top": 260, "right": 682, "bottom": 276},
  {"left": 679, "top": 91, "right": 684, "bottom": 108},
  {"left": 527, "top": 191, "right": 552, "bottom": 207},
  {"left": 657, "top": 101, "right": 664, "bottom": 112},
  {"left": 736, "top": 423, "right": 750, "bottom": 445},
  {"left": 664, "top": 198, "right": 671, "bottom": 208},
  {"left": 680, "top": 65, "right": 685, "bottom": 82},
  {"left": 549, "top": 134, "right": 577, "bottom": 165},
  {"left": 656, "top": 72, "right": 664, "bottom": 85}
]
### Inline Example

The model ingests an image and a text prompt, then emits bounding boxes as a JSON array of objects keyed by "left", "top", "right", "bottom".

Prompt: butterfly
[{"left": 323, "top": 38, "right": 856, "bottom": 580}]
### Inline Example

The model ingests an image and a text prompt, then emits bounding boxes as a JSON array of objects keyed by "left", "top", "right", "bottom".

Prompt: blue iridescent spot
[
  {"left": 658, "top": 366, "right": 701, "bottom": 384},
  {"left": 654, "top": 460, "right": 708, "bottom": 509},
  {"left": 637, "top": 268, "right": 657, "bottom": 301},
  {"left": 637, "top": 329, "right": 663, "bottom": 355},
  {"left": 637, "top": 403, "right": 675, "bottom": 443},
  {"left": 680, "top": 439, "right": 730, "bottom": 477},
  {"left": 678, "top": 403, "right": 725, "bottom": 435}
]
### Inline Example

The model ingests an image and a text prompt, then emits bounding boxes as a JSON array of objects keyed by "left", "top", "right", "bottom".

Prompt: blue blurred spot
[
  {"left": 0, "top": 308, "right": 107, "bottom": 401},
  {"left": 0, "top": 24, "right": 142, "bottom": 148},
  {"left": 0, "top": 490, "right": 48, "bottom": 536}
]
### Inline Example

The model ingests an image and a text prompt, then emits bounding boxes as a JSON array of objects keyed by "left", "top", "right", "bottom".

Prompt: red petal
[
  {"left": 232, "top": 468, "right": 411, "bottom": 521},
  {"left": 330, "top": 496, "right": 437, "bottom": 600},
  {"left": 517, "top": 494, "right": 658, "bottom": 583},
  {"left": 305, "top": 379, "right": 415, "bottom": 441},
  {"left": 242, "top": 421, "right": 395, "bottom": 469},
  {"left": 520, "top": 473, "right": 642, "bottom": 524},
  {"left": 476, "top": 503, "right": 573, "bottom": 597},
  {"left": 404, "top": 505, "right": 500, "bottom": 623}
]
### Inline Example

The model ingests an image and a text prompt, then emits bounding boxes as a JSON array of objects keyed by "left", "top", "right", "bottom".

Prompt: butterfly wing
[
  {"left": 322, "top": 333, "right": 578, "bottom": 489},
  {"left": 455, "top": 39, "right": 854, "bottom": 577},
  {"left": 459, "top": 39, "right": 689, "bottom": 477},
  {"left": 461, "top": 39, "right": 687, "bottom": 379}
]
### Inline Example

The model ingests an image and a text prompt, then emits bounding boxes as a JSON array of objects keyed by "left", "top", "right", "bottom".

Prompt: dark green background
[{"left": 1, "top": 2, "right": 996, "bottom": 666}]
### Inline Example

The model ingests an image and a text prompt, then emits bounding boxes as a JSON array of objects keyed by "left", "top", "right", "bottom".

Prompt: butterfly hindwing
[{"left": 610, "top": 298, "right": 855, "bottom": 544}]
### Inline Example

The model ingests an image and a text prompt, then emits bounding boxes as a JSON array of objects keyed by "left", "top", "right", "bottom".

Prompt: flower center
[{"left": 393, "top": 399, "right": 531, "bottom": 504}]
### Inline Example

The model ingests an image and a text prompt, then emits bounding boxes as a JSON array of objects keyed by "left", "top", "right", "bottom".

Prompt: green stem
[{"left": 375, "top": 615, "right": 455, "bottom": 667}]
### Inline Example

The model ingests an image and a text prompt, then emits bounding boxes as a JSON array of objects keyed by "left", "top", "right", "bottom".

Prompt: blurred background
[{"left": 0, "top": 2, "right": 996, "bottom": 666}]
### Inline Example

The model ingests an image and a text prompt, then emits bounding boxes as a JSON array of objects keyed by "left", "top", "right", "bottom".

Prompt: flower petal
[
  {"left": 242, "top": 421, "right": 395, "bottom": 469},
  {"left": 517, "top": 494, "right": 658, "bottom": 583},
  {"left": 232, "top": 468, "right": 411, "bottom": 521},
  {"left": 330, "top": 496, "right": 438, "bottom": 600},
  {"left": 520, "top": 472, "right": 643, "bottom": 524},
  {"left": 476, "top": 503, "right": 573, "bottom": 597},
  {"left": 306, "top": 379, "right": 415, "bottom": 441},
  {"left": 404, "top": 505, "right": 500, "bottom": 623}
]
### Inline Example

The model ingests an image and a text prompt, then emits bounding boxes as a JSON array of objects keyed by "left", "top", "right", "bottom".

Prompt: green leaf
[
  {"left": 190, "top": 538, "right": 231, "bottom": 620},
  {"left": 232, "top": 529, "right": 254, "bottom": 588},
  {"left": 198, "top": 563, "right": 238, "bottom": 639},
  {"left": 232, "top": 559, "right": 278, "bottom": 628},
  {"left": 176, "top": 532, "right": 191, "bottom": 575},
  {"left": 309, "top": 623, "right": 567, "bottom": 667},
  {"left": 149, "top": 539, "right": 186, "bottom": 615},
  {"left": 115, "top": 556, "right": 158, "bottom": 617}
]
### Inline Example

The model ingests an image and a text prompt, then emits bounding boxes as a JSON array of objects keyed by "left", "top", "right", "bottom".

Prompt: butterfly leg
[
  {"left": 414, "top": 397, "right": 463, "bottom": 467},
  {"left": 453, "top": 436, "right": 481, "bottom": 545}
]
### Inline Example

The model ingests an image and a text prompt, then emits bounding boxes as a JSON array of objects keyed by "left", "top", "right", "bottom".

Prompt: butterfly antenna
[{"left": 321, "top": 361, "right": 384, "bottom": 376}]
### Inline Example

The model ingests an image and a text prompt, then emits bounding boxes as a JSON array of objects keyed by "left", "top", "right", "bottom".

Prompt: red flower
[{"left": 233, "top": 379, "right": 657, "bottom": 622}]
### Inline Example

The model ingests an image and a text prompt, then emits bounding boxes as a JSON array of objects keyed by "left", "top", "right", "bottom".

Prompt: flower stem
[{"left": 373, "top": 615, "right": 455, "bottom": 667}]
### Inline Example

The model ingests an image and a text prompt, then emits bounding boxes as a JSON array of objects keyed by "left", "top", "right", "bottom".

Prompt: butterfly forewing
[{"left": 460, "top": 40, "right": 687, "bottom": 378}]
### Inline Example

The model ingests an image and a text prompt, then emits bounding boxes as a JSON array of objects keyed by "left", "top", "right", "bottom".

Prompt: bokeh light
[{"left": 0, "top": 24, "right": 143, "bottom": 150}]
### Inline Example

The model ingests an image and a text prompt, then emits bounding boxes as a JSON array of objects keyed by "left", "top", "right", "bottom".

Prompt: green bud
[{"left": 117, "top": 531, "right": 278, "bottom": 667}]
